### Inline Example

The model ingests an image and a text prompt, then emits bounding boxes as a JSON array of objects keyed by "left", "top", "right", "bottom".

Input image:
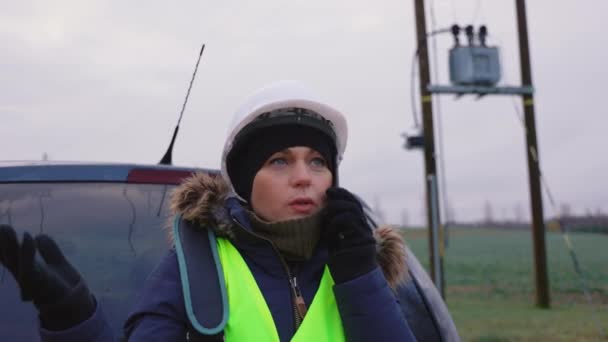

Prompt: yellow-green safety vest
[{"left": 216, "top": 238, "right": 346, "bottom": 341}]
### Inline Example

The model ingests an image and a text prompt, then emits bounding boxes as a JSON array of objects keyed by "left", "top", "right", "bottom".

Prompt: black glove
[
  {"left": 321, "top": 188, "right": 377, "bottom": 283},
  {"left": 0, "top": 225, "right": 96, "bottom": 331}
]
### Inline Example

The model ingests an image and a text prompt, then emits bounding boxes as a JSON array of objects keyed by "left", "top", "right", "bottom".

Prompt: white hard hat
[{"left": 221, "top": 80, "right": 348, "bottom": 200}]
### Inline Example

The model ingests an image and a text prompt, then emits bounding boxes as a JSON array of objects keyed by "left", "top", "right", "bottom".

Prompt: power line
[
  {"left": 471, "top": 0, "right": 483, "bottom": 24},
  {"left": 510, "top": 97, "right": 606, "bottom": 339},
  {"left": 429, "top": 0, "right": 452, "bottom": 244},
  {"left": 450, "top": 0, "right": 458, "bottom": 24},
  {"left": 409, "top": 27, "right": 454, "bottom": 130},
  {"left": 410, "top": 50, "right": 421, "bottom": 128}
]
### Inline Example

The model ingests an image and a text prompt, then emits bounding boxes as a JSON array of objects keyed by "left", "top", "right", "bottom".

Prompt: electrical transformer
[{"left": 449, "top": 46, "right": 501, "bottom": 86}]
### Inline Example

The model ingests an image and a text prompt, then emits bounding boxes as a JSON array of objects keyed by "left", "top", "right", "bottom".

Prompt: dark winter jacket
[{"left": 40, "top": 172, "right": 416, "bottom": 342}]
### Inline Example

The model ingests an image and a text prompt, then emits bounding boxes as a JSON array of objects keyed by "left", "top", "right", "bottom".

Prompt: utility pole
[
  {"left": 411, "top": 0, "right": 549, "bottom": 307},
  {"left": 413, "top": 0, "right": 445, "bottom": 297},
  {"left": 515, "top": 0, "right": 550, "bottom": 308}
]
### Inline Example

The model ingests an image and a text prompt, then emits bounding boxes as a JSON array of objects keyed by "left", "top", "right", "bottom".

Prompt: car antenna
[{"left": 159, "top": 43, "right": 206, "bottom": 165}]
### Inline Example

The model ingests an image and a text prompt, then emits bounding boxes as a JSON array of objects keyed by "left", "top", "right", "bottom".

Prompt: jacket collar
[{"left": 168, "top": 172, "right": 409, "bottom": 289}]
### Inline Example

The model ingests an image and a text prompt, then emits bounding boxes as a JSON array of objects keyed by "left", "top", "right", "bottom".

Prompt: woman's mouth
[{"left": 288, "top": 198, "right": 316, "bottom": 213}]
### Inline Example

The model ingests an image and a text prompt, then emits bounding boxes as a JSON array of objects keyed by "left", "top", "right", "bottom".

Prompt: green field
[{"left": 401, "top": 228, "right": 608, "bottom": 341}]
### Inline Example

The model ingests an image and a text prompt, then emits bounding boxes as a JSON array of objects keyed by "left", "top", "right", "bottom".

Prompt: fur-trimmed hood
[{"left": 169, "top": 172, "right": 409, "bottom": 289}]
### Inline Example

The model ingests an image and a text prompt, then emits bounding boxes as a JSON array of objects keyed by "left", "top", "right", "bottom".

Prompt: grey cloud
[{"left": 1, "top": 0, "right": 607, "bottom": 224}]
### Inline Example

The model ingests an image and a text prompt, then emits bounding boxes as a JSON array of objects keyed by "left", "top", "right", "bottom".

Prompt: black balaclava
[{"left": 227, "top": 122, "right": 337, "bottom": 204}]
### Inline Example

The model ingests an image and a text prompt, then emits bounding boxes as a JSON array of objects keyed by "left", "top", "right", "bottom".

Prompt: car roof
[{"left": 0, "top": 161, "right": 218, "bottom": 184}]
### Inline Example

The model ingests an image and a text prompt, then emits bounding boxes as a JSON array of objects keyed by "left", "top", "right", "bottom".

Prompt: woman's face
[{"left": 251, "top": 146, "right": 333, "bottom": 222}]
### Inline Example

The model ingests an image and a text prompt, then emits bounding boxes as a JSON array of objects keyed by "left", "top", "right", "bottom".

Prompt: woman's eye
[
  {"left": 310, "top": 157, "right": 327, "bottom": 168},
  {"left": 269, "top": 157, "right": 287, "bottom": 166}
]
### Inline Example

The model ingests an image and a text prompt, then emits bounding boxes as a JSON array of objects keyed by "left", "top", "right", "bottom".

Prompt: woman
[{"left": 0, "top": 81, "right": 416, "bottom": 341}]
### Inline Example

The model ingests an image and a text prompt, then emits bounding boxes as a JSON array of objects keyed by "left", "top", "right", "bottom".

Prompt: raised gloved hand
[
  {"left": 321, "top": 188, "right": 377, "bottom": 283},
  {"left": 0, "top": 225, "right": 96, "bottom": 331}
]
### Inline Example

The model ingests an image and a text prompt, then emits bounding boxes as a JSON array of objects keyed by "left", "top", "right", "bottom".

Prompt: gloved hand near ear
[
  {"left": 0, "top": 225, "right": 96, "bottom": 331},
  {"left": 321, "top": 188, "right": 377, "bottom": 284}
]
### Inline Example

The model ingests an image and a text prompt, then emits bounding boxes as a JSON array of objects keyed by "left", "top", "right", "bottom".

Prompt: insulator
[
  {"left": 465, "top": 25, "right": 475, "bottom": 45},
  {"left": 479, "top": 25, "right": 488, "bottom": 46},
  {"left": 451, "top": 24, "right": 461, "bottom": 46}
]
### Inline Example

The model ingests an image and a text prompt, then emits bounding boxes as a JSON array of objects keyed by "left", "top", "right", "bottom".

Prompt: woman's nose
[{"left": 290, "top": 161, "right": 312, "bottom": 187}]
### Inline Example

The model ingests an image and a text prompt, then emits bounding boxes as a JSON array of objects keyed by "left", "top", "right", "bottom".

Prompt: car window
[{"left": 0, "top": 182, "right": 175, "bottom": 340}]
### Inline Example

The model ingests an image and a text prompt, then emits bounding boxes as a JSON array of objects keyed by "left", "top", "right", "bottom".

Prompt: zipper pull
[{"left": 291, "top": 276, "right": 308, "bottom": 319}]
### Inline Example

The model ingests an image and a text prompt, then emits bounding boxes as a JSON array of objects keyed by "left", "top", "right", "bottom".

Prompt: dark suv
[
  {"left": 0, "top": 162, "right": 459, "bottom": 341},
  {"left": 0, "top": 162, "right": 209, "bottom": 340}
]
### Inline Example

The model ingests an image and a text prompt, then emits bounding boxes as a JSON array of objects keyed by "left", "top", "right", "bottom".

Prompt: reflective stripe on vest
[{"left": 216, "top": 238, "right": 345, "bottom": 342}]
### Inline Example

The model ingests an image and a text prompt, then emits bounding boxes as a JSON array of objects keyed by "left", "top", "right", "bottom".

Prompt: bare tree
[
  {"left": 514, "top": 202, "right": 524, "bottom": 223},
  {"left": 401, "top": 209, "right": 409, "bottom": 228},
  {"left": 419, "top": 195, "right": 427, "bottom": 224},
  {"left": 445, "top": 199, "right": 456, "bottom": 224},
  {"left": 483, "top": 200, "right": 494, "bottom": 224},
  {"left": 501, "top": 207, "right": 509, "bottom": 223},
  {"left": 559, "top": 202, "right": 572, "bottom": 218},
  {"left": 373, "top": 196, "right": 386, "bottom": 226}
]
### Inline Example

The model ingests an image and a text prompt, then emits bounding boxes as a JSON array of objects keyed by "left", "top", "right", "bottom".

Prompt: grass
[{"left": 401, "top": 228, "right": 608, "bottom": 341}]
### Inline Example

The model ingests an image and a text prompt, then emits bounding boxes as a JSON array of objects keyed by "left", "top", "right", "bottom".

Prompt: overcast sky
[{"left": 1, "top": 0, "right": 606, "bottom": 225}]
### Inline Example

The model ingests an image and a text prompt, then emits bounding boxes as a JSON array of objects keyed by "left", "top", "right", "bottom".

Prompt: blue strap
[{"left": 173, "top": 215, "right": 229, "bottom": 335}]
